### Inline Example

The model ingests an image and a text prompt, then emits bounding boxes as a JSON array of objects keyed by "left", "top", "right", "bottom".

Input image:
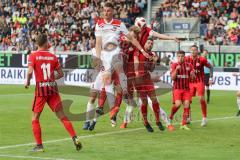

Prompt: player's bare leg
[
  {"left": 236, "top": 91, "right": 240, "bottom": 116},
  {"left": 31, "top": 112, "right": 44, "bottom": 152},
  {"left": 55, "top": 110, "right": 82, "bottom": 151}
]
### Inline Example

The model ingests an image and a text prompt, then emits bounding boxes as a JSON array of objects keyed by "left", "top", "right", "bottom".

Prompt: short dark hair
[
  {"left": 147, "top": 37, "right": 154, "bottom": 41},
  {"left": 191, "top": 45, "right": 198, "bottom": 49},
  {"left": 36, "top": 34, "right": 47, "bottom": 47},
  {"left": 177, "top": 50, "right": 185, "bottom": 55},
  {"left": 104, "top": 2, "right": 114, "bottom": 9}
]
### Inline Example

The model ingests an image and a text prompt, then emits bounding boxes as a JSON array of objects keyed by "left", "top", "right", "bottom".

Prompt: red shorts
[
  {"left": 32, "top": 94, "right": 63, "bottom": 113},
  {"left": 190, "top": 82, "right": 205, "bottom": 97},
  {"left": 173, "top": 89, "right": 192, "bottom": 102},
  {"left": 135, "top": 73, "right": 155, "bottom": 98}
]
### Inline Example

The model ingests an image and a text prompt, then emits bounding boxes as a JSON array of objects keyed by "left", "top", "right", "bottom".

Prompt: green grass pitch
[{"left": 0, "top": 85, "right": 240, "bottom": 160}]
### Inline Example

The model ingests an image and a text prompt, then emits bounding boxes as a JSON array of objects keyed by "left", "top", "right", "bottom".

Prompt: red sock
[
  {"left": 141, "top": 104, "right": 148, "bottom": 125},
  {"left": 169, "top": 105, "right": 180, "bottom": 120},
  {"left": 32, "top": 120, "right": 42, "bottom": 145},
  {"left": 152, "top": 102, "right": 160, "bottom": 123},
  {"left": 98, "top": 88, "right": 107, "bottom": 108},
  {"left": 182, "top": 108, "right": 190, "bottom": 125},
  {"left": 200, "top": 99, "right": 207, "bottom": 118},
  {"left": 115, "top": 93, "right": 123, "bottom": 108},
  {"left": 61, "top": 117, "right": 76, "bottom": 138}
]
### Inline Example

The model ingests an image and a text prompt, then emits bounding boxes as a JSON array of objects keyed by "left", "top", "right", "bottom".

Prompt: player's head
[
  {"left": 36, "top": 33, "right": 48, "bottom": 49},
  {"left": 129, "top": 25, "right": 141, "bottom": 39},
  {"left": 144, "top": 37, "right": 154, "bottom": 52},
  {"left": 103, "top": 2, "right": 114, "bottom": 21},
  {"left": 176, "top": 50, "right": 185, "bottom": 63},
  {"left": 135, "top": 17, "right": 147, "bottom": 29},
  {"left": 202, "top": 49, "right": 208, "bottom": 58},
  {"left": 190, "top": 45, "right": 198, "bottom": 57}
]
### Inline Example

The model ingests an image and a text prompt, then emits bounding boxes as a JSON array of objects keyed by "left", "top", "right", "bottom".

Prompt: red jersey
[
  {"left": 134, "top": 50, "right": 156, "bottom": 75},
  {"left": 139, "top": 27, "right": 154, "bottom": 47},
  {"left": 28, "top": 50, "right": 61, "bottom": 96},
  {"left": 185, "top": 55, "right": 211, "bottom": 83},
  {"left": 120, "top": 34, "right": 135, "bottom": 77},
  {"left": 171, "top": 61, "right": 194, "bottom": 90}
]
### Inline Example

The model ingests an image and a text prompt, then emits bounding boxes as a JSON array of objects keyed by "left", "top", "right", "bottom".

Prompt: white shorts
[
  {"left": 90, "top": 72, "right": 114, "bottom": 95},
  {"left": 101, "top": 47, "right": 122, "bottom": 72}
]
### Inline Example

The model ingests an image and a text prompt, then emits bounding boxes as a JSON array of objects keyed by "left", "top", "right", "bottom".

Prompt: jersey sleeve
[
  {"left": 54, "top": 57, "right": 61, "bottom": 70},
  {"left": 120, "top": 22, "right": 129, "bottom": 35},
  {"left": 170, "top": 63, "right": 176, "bottom": 74},
  {"left": 28, "top": 53, "right": 35, "bottom": 67},
  {"left": 201, "top": 57, "right": 211, "bottom": 68},
  {"left": 95, "top": 23, "right": 102, "bottom": 37}
]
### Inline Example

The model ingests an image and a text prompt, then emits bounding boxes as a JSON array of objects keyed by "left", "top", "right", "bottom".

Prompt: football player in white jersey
[
  {"left": 82, "top": 48, "right": 116, "bottom": 130},
  {"left": 95, "top": 2, "right": 149, "bottom": 116}
]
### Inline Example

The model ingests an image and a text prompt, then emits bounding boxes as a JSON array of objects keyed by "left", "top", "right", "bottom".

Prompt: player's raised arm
[
  {"left": 152, "top": 31, "right": 179, "bottom": 43},
  {"left": 125, "top": 32, "right": 150, "bottom": 59}
]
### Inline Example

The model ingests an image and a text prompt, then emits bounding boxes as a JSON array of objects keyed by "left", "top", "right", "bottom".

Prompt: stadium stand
[
  {"left": 0, "top": 0, "right": 146, "bottom": 52},
  {"left": 154, "top": 0, "right": 240, "bottom": 45}
]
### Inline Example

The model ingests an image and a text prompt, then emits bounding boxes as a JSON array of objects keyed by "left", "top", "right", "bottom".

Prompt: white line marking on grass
[
  {"left": 0, "top": 154, "right": 74, "bottom": 160},
  {"left": 0, "top": 116, "right": 238, "bottom": 151}
]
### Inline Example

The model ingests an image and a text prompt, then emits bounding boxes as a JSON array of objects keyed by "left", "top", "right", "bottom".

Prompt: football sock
[
  {"left": 200, "top": 99, "right": 207, "bottom": 118},
  {"left": 60, "top": 117, "right": 76, "bottom": 138},
  {"left": 152, "top": 102, "right": 160, "bottom": 123},
  {"left": 32, "top": 120, "right": 42, "bottom": 145},
  {"left": 86, "top": 102, "right": 94, "bottom": 121},
  {"left": 207, "top": 89, "right": 210, "bottom": 102},
  {"left": 169, "top": 105, "right": 180, "bottom": 120},
  {"left": 182, "top": 108, "right": 190, "bottom": 125},
  {"left": 141, "top": 104, "right": 148, "bottom": 125},
  {"left": 237, "top": 96, "right": 240, "bottom": 110},
  {"left": 115, "top": 92, "right": 123, "bottom": 108},
  {"left": 160, "top": 108, "right": 170, "bottom": 126},
  {"left": 98, "top": 88, "right": 106, "bottom": 108},
  {"left": 119, "top": 73, "right": 127, "bottom": 91},
  {"left": 124, "top": 105, "right": 134, "bottom": 123}
]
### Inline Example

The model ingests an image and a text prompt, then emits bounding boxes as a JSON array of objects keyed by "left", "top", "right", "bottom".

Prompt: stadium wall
[{"left": 0, "top": 51, "right": 240, "bottom": 90}]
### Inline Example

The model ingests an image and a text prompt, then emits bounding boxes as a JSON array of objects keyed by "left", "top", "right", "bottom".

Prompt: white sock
[
  {"left": 237, "top": 97, "right": 240, "bottom": 110},
  {"left": 124, "top": 105, "right": 134, "bottom": 123},
  {"left": 107, "top": 92, "right": 115, "bottom": 110},
  {"left": 160, "top": 108, "right": 170, "bottom": 126},
  {"left": 119, "top": 73, "right": 127, "bottom": 91},
  {"left": 86, "top": 102, "right": 94, "bottom": 121}
]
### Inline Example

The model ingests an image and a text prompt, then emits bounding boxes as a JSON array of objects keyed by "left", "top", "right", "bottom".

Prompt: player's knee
[
  {"left": 32, "top": 112, "right": 41, "bottom": 121},
  {"left": 102, "top": 72, "right": 112, "bottom": 85}
]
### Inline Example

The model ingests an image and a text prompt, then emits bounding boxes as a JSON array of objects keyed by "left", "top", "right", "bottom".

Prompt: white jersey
[{"left": 95, "top": 18, "right": 129, "bottom": 49}]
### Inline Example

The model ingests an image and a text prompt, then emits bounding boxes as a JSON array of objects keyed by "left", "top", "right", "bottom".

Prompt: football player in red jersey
[
  {"left": 134, "top": 37, "right": 165, "bottom": 132},
  {"left": 185, "top": 45, "right": 213, "bottom": 126},
  {"left": 25, "top": 34, "right": 82, "bottom": 152},
  {"left": 170, "top": 50, "right": 195, "bottom": 130}
]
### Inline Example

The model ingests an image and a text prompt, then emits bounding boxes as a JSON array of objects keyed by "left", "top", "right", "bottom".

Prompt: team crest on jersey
[
  {"left": 186, "top": 67, "right": 190, "bottom": 71},
  {"left": 129, "top": 47, "right": 133, "bottom": 51},
  {"left": 112, "top": 26, "right": 117, "bottom": 31},
  {"left": 196, "top": 63, "right": 200, "bottom": 66}
]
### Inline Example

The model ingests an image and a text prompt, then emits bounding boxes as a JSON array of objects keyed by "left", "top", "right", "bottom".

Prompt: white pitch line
[
  {"left": 0, "top": 154, "right": 74, "bottom": 160},
  {"left": 0, "top": 116, "right": 238, "bottom": 151}
]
